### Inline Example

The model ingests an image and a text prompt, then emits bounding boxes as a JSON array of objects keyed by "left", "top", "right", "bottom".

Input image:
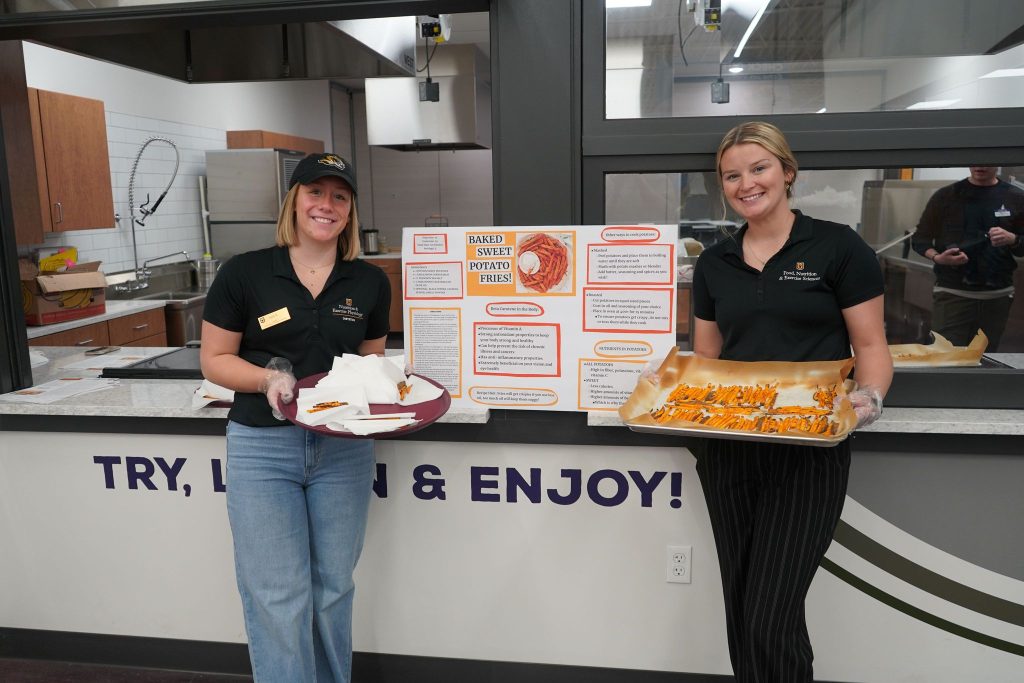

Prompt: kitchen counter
[
  {"left": 3, "top": 346, "right": 1023, "bottom": 438},
  {"left": 1, "top": 346, "right": 487, "bottom": 425},
  {"left": 24, "top": 300, "right": 167, "bottom": 339}
]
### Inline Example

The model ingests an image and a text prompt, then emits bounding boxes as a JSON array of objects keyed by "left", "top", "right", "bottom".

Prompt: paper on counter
[
  {"left": 191, "top": 379, "right": 235, "bottom": 409},
  {"left": 0, "top": 377, "right": 119, "bottom": 404},
  {"left": 62, "top": 349, "right": 165, "bottom": 370}
]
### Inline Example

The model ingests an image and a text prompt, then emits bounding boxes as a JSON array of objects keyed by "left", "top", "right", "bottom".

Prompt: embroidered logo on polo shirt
[
  {"left": 779, "top": 261, "right": 821, "bottom": 282},
  {"left": 331, "top": 301, "right": 365, "bottom": 322}
]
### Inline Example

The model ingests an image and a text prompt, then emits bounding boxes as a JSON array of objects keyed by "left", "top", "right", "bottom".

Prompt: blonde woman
[
  {"left": 691, "top": 122, "right": 892, "bottom": 682},
  {"left": 201, "top": 153, "right": 390, "bottom": 682}
]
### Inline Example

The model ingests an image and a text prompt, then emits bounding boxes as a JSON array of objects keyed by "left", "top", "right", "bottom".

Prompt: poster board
[{"left": 401, "top": 225, "right": 678, "bottom": 412}]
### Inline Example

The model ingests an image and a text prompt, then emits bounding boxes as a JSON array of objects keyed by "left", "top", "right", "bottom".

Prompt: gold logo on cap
[{"left": 318, "top": 154, "right": 346, "bottom": 171}]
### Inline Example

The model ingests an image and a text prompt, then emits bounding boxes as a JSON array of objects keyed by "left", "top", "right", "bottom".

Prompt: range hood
[
  {"left": 365, "top": 43, "right": 490, "bottom": 151},
  {"left": 34, "top": 16, "right": 417, "bottom": 82}
]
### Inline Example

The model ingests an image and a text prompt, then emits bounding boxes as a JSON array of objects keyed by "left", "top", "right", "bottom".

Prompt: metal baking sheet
[{"left": 626, "top": 422, "right": 849, "bottom": 448}]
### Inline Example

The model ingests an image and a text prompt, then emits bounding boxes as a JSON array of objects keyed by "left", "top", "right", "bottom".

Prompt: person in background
[
  {"left": 690, "top": 122, "right": 893, "bottom": 682},
  {"left": 200, "top": 152, "right": 391, "bottom": 682},
  {"left": 911, "top": 166, "right": 1024, "bottom": 351}
]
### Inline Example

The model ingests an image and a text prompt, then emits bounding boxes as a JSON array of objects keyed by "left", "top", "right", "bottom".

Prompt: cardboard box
[{"left": 20, "top": 259, "right": 106, "bottom": 326}]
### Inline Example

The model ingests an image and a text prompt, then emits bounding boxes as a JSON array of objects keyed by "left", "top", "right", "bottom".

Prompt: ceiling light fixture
[
  {"left": 980, "top": 68, "right": 1024, "bottom": 79},
  {"left": 733, "top": 0, "right": 772, "bottom": 59},
  {"left": 728, "top": 66, "right": 744, "bottom": 74},
  {"left": 606, "top": 0, "right": 653, "bottom": 8},
  {"left": 906, "top": 99, "right": 961, "bottom": 110}
]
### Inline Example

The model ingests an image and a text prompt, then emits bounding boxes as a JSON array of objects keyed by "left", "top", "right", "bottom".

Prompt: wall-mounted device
[
  {"left": 711, "top": 78, "right": 730, "bottom": 104},
  {"left": 687, "top": 0, "right": 722, "bottom": 32}
]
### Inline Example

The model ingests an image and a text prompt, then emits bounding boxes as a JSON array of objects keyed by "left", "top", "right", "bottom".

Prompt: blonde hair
[
  {"left": 716, "top": 121, "right": 799, "bottom": 199},
  {"left": 275, "top": 184, "right": 361, "bottom": 261}
]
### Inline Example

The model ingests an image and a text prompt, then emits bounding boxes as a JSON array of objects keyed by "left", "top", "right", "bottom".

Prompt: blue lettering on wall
[
  {"left": 547, "top": 469, "right": 582, "bottom": 505},
  {"left": 412, "top": 464, "right": 446, "bottom": 500},
  {"left": 211, "top": 459, "right": 226, "bottom": 493},
  {"left": 373, "top": 463, "right": 388, "bottom": 499},
  {"left": 94, "top": 455, "right": 121, "bottom": 489},
  {"left": 587, "top": 469, "right": 629, "bottom": 507},
  {"left": 471, "top": 466, "right": 500, "bottom": 502},
  {"left": 507, "top": 467, "right": 542, "bottom": 503}
]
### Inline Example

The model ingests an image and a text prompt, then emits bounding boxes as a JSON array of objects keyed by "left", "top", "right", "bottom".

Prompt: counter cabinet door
[{"left": 27, "top": 320, "right": 110, "bottom": 347}]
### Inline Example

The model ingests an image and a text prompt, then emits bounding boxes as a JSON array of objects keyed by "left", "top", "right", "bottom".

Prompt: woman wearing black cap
[{"left": 200, "top": 152, "right": 391, "bottom": 682}]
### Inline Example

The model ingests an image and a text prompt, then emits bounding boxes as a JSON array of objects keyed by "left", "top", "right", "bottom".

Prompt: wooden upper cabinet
[
  {"left": 34, "top": 88, "right": 115, "bottom": 233},
  {"left": 227, "top": 130, "right": 324, "bottom": 155}
]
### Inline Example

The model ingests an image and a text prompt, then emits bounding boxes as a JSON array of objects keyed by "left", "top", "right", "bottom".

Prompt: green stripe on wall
[
  {"left": 821, "top": 558, "right": 1024, "bottom": 657},
  {"left": 834, "top": 521, "right": 1024, "bottom": 627}
]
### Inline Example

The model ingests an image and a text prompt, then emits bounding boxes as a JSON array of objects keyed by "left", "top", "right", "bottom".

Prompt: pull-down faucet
[{"left": 114, "top": 251, "right": 192, "bottom": 292}]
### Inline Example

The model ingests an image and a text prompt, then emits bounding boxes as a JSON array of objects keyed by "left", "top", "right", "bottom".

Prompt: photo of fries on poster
[{"left": 516, "top": 232, "right": 573, "bottom": 294}]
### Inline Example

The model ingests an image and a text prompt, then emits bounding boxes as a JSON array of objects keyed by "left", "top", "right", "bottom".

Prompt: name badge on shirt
[
  {"left": 994, "top": 205, "right": 1011, "bottom": 218},
  {"left": 258, "top": 307, "right": 291, "bottom": 330}
]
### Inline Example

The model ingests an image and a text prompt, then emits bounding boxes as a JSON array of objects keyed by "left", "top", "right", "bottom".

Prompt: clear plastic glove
[
  {"left": 846, "top": 386, "right": 883, "bottom": 429},
  {"left": 258, "top": 357, "right": 296, "bottom": 421},
  {"left": 638, "top": 359, "right": 662, "bottom": 385}
]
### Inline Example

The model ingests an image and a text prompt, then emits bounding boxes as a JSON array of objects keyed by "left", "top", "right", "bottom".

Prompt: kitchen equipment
[
  {"left": 205, "top": 149, "right": 305, "bottom": 260},
  {"left": 100, "top": 346, "right": 203, "bottom": 379},
  {"left": 362, "top": 229, "right": 380, "bottom": 255},
  {"left": 197, "top": 258, "right": 220, "bottom": 289}
]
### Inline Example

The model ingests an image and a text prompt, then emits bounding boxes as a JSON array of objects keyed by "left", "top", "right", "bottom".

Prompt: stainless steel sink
[{"left": 135, "top": 290, "right": 207, "bottom": 307}]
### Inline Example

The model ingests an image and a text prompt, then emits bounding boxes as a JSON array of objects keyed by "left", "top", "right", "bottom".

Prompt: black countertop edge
[{"left": 2, "top": 411, "right": 1022, "bottom": 455}]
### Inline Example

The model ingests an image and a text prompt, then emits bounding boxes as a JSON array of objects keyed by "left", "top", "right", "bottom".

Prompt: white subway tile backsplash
[{"left": 38, "top": 109, "right": 226, "bottom": 273}]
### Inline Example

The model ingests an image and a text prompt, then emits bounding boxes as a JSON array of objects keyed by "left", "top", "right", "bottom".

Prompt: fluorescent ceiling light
[
  {"left": 728, "top": 66, "right": 744, "bottom": 74},
  {"left": 816, "top": 107, "right": 827, "bottom": 114},
  {"left": 980, "top": 68, "right": 1024, "bottom": 79},
  {"left": 606, "top": 0, "right": 652, "bottom": 8},
  {"left": 733, "top": 0, "right": 772, "bottom": 59},
  {"left": 906, "top": 99, "right": 961, "bottom": 110}
]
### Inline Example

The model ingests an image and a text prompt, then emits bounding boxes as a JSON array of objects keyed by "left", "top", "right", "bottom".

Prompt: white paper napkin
[
  {"left": 191, "top": 379, "right": 235, "bottom": 409},
  {"left": 398, "top": 374, "right": 444, "bottom": 406},
  {"left": 327, "top": 417, "right": 419, "bottom": 435},
  {"left": 295, "top": 385, "right": 370, "bottom": 426}
]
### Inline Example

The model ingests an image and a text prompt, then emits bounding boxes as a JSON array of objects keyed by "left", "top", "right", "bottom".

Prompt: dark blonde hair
[
  {"left": 275, "top": 183, "right": 361, "bottom": 261},
  {"left": 716, "top": 121, "right": 799, "bottom": 198}
]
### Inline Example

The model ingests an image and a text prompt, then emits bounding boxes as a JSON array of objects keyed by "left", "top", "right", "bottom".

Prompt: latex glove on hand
[
  {"left": 259, "top": 357, "right": 297, "bottom": 421},
  {"left": 846, "top": 386, "right": 883, "bottom": 429}
]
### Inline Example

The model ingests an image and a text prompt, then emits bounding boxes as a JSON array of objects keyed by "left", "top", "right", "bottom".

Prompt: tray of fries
[{"left": 618, "top": 348, "right": 858, "bottom": 447}]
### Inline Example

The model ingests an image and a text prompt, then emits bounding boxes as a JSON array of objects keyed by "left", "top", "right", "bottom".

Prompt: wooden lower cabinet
[
  {"left": 108, "top": 308, "right": 166, "bottom": 346},
  {"left": 364, "top": 258, "right": 403, "bottom": 333},
  {"left": 27, "top": 320, "right": 109, "bottom": 348},
  {"left": 28, "top": 308, "right": 167, "bottom": 348}
]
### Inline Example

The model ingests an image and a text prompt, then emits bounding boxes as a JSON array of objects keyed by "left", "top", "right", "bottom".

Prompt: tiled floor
[{"left": 0, "top": 658, "right": 251, "bottom": 682}]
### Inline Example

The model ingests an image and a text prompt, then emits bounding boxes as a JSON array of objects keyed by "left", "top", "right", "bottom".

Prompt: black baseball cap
[{"left": 289, "top": 153, "right": 357, "bottom": 195}]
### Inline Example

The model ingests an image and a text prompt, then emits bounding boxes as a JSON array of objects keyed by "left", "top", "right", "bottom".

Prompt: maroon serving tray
[{"left": 279, "top": 372, "right": 451, "bottom": 439}]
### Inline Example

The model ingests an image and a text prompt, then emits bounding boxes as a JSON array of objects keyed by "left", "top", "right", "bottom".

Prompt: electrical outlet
[{"left": 666, "top": 544, "right": 692, "bottom": 584}]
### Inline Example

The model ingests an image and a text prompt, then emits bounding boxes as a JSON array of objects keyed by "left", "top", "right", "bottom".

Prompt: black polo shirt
[
  {"left": 692, "top": 210, "right": 883, "bottom": 363},
  {"left": 203, "top": 246, "right": 391, "bottom": 426}
]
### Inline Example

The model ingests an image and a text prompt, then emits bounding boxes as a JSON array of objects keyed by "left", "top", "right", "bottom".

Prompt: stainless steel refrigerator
[{"left": 204, "top": 148, "right": 305, "bottom": 260}]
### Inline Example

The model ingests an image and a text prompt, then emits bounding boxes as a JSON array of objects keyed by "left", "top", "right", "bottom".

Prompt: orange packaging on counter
[{"left": 19, "top": 259, "right": 107, "bottom": 326}]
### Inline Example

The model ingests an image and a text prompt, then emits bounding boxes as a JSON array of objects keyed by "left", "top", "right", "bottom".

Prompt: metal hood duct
[
  {"left": 365, "top": 43, "right": 490, "bottom": 151},
  {"left": 34, "top": 16, "right": 417, "bottom": 83}
]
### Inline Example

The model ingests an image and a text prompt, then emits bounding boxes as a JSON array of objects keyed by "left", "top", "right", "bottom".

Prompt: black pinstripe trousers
[{"left": 695, "top": 438, "right": 851, "bottom": 683}]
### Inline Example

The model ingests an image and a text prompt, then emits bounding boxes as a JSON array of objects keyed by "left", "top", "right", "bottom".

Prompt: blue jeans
[{"left": 225, "top": 421, "right": 375, "bottom": 683}]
